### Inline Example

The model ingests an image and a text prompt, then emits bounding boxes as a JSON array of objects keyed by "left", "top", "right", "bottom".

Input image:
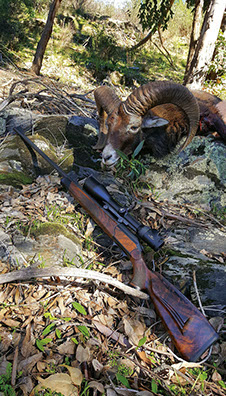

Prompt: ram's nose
[{"left": 101, "top": 144, "right": 119, "bottom": 167}]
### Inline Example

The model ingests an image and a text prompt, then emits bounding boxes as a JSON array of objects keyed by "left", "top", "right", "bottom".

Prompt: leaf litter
[{"left": 0, "top": 176, "right": 225, "bottom": 396}]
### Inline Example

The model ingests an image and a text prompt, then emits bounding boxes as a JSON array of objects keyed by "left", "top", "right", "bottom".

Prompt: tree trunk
[
  {"left": 31, "top": 0, "right": 62, "bottom": 75},
  {"left": 183, "top": 0, "right": 204, "bottom": 83},
  {"left": 184, "top": 0, "right": 226, "bottom": 88}
]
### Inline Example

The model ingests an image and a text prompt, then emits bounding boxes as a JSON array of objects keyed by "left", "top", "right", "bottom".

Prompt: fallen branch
[
  {"left": 1, "top": 77, "right": 92, "bottom": 116},
  {"left": 0, "top": 266, "right": 148, "bottom": 299},
  {"left": 193, "top": 270, "right": 206, "bottom": 317},
  {"left": 139, "top": 202, "right": 207, "bottom": 227}
]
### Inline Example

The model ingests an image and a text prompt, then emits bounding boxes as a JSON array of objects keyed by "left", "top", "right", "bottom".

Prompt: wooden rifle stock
[
  {"left": 60, "top": 180, "right": 219, "bottom": 362},
  {"left": 14, "top": 126, "right": 219, "bottom": 362}
]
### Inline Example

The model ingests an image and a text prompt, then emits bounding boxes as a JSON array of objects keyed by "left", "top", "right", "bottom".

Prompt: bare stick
[
  {"left": 0, "top": 267, "right": 148, "bottom": 299},
  {"left": 193, "top": 270, "right": 206, "bottom": 316}
]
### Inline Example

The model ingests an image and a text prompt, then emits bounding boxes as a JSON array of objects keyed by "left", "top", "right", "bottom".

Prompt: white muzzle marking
[{"left": 101, "top": 143, "right": 119, "bottom": 167}]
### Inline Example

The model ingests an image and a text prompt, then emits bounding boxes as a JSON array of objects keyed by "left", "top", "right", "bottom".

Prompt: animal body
[
  {"left": 193, "top": 90, "right": 226, "bottom": 140},
  {"left": 94, "top": 81, "right": 226, "bottom": 167}
]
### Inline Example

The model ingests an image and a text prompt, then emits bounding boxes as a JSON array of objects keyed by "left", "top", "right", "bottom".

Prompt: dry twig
[{"left": 0, "top": 266, "right": 149, "bottom": 299}]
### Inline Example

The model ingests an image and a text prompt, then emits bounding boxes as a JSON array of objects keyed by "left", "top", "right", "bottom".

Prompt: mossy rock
[
  {"left": 17, "top": 133, "right": 74, "bottom": 175},
  {"left": 0, "top": 132, "right": 74, "bottom": 188},
  {"left": 32, "top": 221, "right": 81, "bottom": 247},
  {"left": 66, "top": 116, "right": 101, "bottom": 169},
  {"left": 34, "top": 115, "right": 68, "bottom": 146},
  {"left": 143, "top": 137, "right": 226, "bottom": 210},
  {"left": 0, "top": 169, "right": 33, "bottom": 187}
]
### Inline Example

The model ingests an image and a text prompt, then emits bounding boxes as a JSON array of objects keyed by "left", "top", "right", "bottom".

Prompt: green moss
[
  {"left": 0, "top": 171, "right": 33, "bottom": 186},
  {"left": 32, "top": 222, "right": 81, "bottom": 246},
  {"left": 17, "top": 134, "right": 73, "bottom": 174},
  {"left": 163, "top": 248, "right": 188, "bottom": 258}
]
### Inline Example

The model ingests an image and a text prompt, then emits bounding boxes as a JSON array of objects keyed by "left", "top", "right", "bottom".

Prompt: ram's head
[{"left": 94, "top": 81, "right": 200, "bottom": 167}]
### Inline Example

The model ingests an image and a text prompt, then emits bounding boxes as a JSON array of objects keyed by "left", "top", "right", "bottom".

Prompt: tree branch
[{"left": 0, "top": 267, "right": 149, "bottom": 299}]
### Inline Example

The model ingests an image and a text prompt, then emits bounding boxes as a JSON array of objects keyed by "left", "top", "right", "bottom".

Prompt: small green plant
[
  {"left": 77, "top": 325, "right": 90, "bottom": 339},
  {"left": 35, "top": 389, "right": 64, "bottom": 396},
  {"left": 0, "top": 362, "right": 16, "bottom": 396},
  {"left": 36, "top": 337, "right": 52, "bottom": 352},
  {"left": 108, "top": 350, "right": 133, "bottom": 388},
  {"left": 189, "top": 367, "right": 208, "bottom": 392},
  {"left": 80, "top": 379, "right": 90, "bottom": 396},
  {"left": 116, "top": 140, "right": 147, "bottom": 190},
  {"left": 45, "top": 362, "right": 58, "bottom": 374},
  {"left": 72, "top": 301, "right": 87, "bottom": 315},
  {"left": 151, "top": 379, "right": 158, "bottom": 394},
  {"left": 146, "top": 183, "right": 162, "bottom": 200},
  {"left": 37, "top": 253, "right": 47, "bottom": 268},
  {"left": 211, "top": 203, "right": 226, "bottom": 223}
]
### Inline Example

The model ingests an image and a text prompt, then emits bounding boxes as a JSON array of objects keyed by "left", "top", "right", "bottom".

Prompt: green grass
[{"left": 1, "top": 0, "right": 225, "bottom": 99}]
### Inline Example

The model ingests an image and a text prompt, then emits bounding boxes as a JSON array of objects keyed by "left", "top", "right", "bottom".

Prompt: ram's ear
[{"left": 142, "top": 115, "right": 169, "bottom": 129}]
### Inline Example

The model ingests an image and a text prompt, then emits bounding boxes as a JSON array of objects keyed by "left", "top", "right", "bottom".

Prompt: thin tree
[
  {"left": 184, "top": 0, "right": 226, "bottom": 87},
  {"left": 31, "top": 0, "right": 63, "bottom": 75},
  {"left": 183, "top": 0, "right": 204, "bottom": 82}
]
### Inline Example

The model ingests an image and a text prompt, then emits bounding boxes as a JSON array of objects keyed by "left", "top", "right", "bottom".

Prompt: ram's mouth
[{"left": 101, "top": 155, "right": 119, "bottom": 169}]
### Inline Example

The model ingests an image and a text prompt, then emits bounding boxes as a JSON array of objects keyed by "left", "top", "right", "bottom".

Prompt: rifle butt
[{"left": 146, "top": 271, "right": 219, "bottom": 361}]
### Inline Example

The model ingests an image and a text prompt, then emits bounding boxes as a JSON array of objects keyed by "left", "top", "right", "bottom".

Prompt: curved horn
[
  {"left": 123, "top": 81, "right": 200, "bottom": 151},
  {"left": 94, "top": 86, "right": 121, "bottom": 150}
]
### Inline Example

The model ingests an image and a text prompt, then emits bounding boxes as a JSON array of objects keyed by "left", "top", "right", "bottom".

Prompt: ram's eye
[{"left": 130, "top": 126, "right": 139, "bottom": 133}]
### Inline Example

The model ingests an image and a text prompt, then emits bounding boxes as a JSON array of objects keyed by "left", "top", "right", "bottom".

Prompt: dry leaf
[
  {"left": 135, "top": 306, "right": 156, "bottom": 320},
  {"left": 18, "top": 376, "right": 33, "bottom": 395},
  {"left": 21, "top": 324, "right": 34, "bottom": 358},
  {"left": 57, "top": 339, "right": 75, "bottom": 355},
  {"left": 93, "top": 313, "right": 114, "bottom": 328},
  {"left": 36, "top": 373, "right": 78, "bottom": 396},
  {"left": 212, "top": 370, "right": 222, "bottom": 382},
  {"left": 88, "top": 381, "right": 105, "bottom": 393},
  {"left": 37, "top": 361, "right": 47, "bottom": 372},
  {"left": 76, "top": 344, "right": 91, "bottom": 363},
  {"left": 0, "top": 331, "right": 14, "bottom": 352},
  {"left": 1, "top": 319, "right": 21, "bottom": 328},
  {"left": 107, "top": 389, "right": 117, "bottom": 396},
  {"left": 92, "top": 358, "right": 104, "bottom": 373},
  {"left": 94, "top": 320, "right": 130, "bottom": 348},
  {"left": 60, "top": 365, "right": 83, "bottom": 385},
  {"left": 14, "top": 287, "right": 22, "bottom": 305},
  {"left": 57, "top": 296, "right": 67, "bottom": 315},
  {"left": 170, "top": 374, "right": 188, "bottom": 386},
  {"left": 107, "top": 296, "right": 118, "bottom": 308},
  {"left": 123, "top": 317, "right": 146, "bottom": 346},
  {"left": 18, "top": 353, "right": 43, "bottom": 374},
  {"left": 85, "top": 218, "right": 95, "bottom": 237}
]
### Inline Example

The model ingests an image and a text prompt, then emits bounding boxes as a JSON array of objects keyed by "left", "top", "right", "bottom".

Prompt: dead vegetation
[{"left": 0, "top": 75, "right": 96, "bottom": 117}]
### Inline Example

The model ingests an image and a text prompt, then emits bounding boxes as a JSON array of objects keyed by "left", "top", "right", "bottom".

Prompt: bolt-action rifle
[{"left": 14, "top": 126, "right": 219, "bottom": 362}]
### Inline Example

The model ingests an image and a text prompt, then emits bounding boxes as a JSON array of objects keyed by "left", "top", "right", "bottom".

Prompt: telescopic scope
[{"left": 84, "top": 176, "right": 164, "bottom": 251}]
